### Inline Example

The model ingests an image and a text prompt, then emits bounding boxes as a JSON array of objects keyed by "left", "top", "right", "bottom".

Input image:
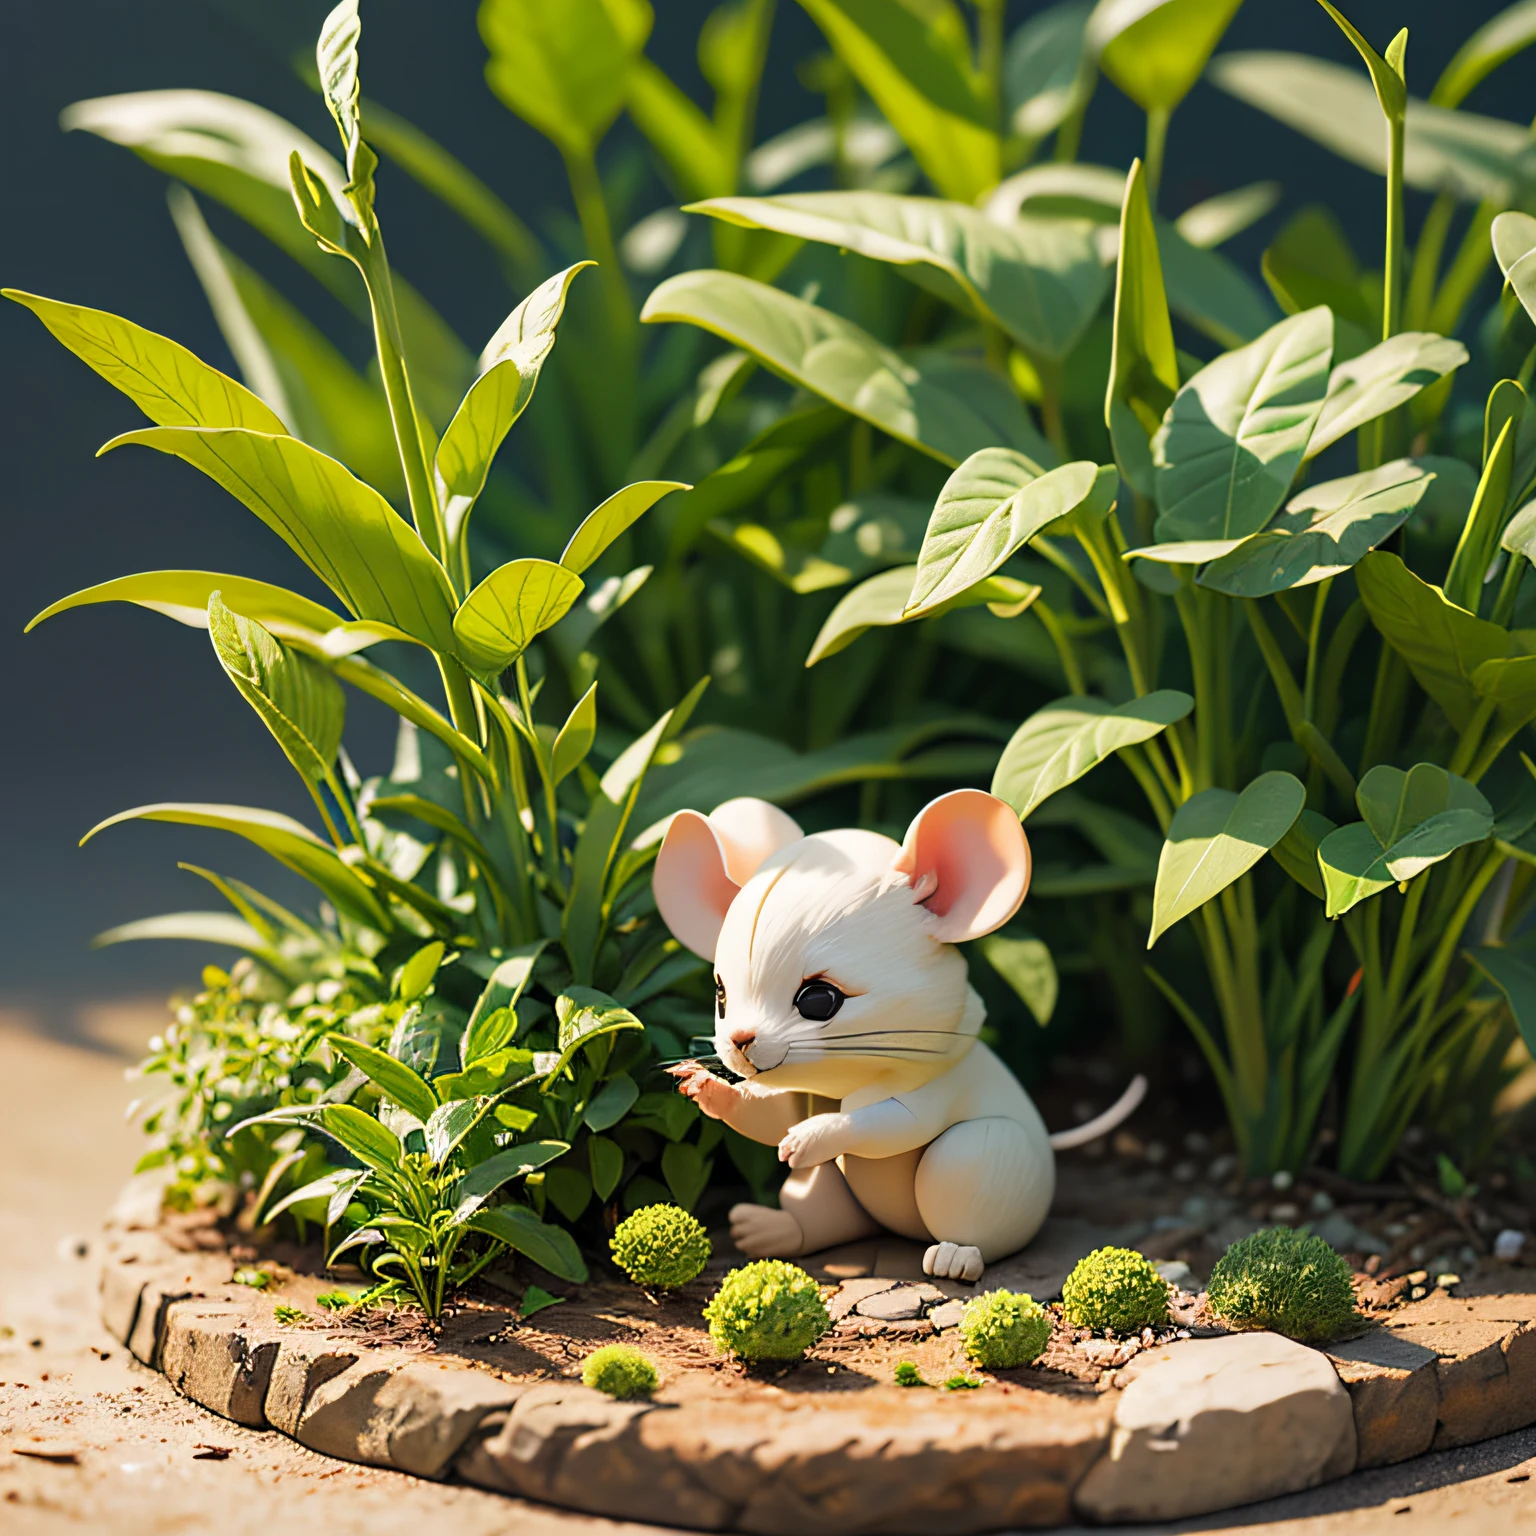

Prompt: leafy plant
[
  {"left": 1061, "top": 1246, "right": 1170, "bottom": 1333},
  {"left": 893, "top": 1359, "right": 926, "bottom": 1386},
  {"left": 581, "top": 1343, "right": 660, "bottom": 1398},
  {"left": 609, "top": 1204, "right": 712, "bottom": 1288},
  {"left": 959, "top": 1289, "right": 1052, "bottom": 1367},
  {"left": 1207, "top": 1227, "right": 1360, "bottom": 1343},
  {"left": 703, "top": 1259, "right": 831, "bottom": 1359}
]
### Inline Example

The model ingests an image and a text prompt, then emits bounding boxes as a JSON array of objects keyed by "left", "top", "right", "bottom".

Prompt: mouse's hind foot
[
  {"left": 729, "top": 1202, "right": 805, "bottom": 1257},
  {"left": 923, "top": 1242, "right": 984, "bottom": 1283}
]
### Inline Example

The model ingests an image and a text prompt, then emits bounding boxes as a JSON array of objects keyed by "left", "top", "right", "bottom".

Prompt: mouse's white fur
[{"left": 653, "top": 790, "right": 1139, "bottom": 1284}]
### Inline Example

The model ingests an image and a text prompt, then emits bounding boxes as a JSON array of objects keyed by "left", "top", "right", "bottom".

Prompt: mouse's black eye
[
  {"left": 715, "top": 976, "right": 727, "bottom": 1020},
  {"left": 793, "top": 980, "right": 845, "bottom": 1022}
]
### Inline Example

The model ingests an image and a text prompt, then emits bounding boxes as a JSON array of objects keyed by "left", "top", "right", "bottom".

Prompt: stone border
[{"left": 98, "top": 1215, "right": 1536, "bottom": 1531}]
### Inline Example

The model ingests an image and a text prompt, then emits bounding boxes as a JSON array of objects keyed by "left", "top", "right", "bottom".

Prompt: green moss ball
[
  {"left": 959, "top": 1289, "right": 1052, "bottom": 1368},
  {"left": 580, "top": 1344, "right": 659, "bottom": 1399},
  {"left": 1061, "top": 1246, "right": 1170, "bottom": 1334},
  {"left": 1208, "top": 1227, "right": 1360, "bottom": 1343},
  {"left": 703, "top": 1260, "right": 831, "bottom": 1360},
  {"left": 609, "top": 1204, "right": 711, "bottom": 1289}
]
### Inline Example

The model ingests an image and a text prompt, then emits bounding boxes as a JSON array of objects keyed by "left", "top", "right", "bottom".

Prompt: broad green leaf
[
  {"left": 300, "top": 1104, "right": 402, "bottom": 1174},
  {"left": 744, "top": 114, "right": 904, "bottom": 192},
  {"left": 369, "top": 792, "right": 501, "bottom": 876},
  {"left": 710, "top": 496, "right": 925, "bottom": 596},
  {"left": 479, "top": 0, "right": 652, "bottom": 158},
  {"left": 396, "top": 940, "right": 446, "bottom": 1003},
  {"left": 1260, "top": 205, "right": 1375, "bottom": 336},
  {"left": 1210, "top": 54, "right": 1536, "bottom": 205},
  {"left": 463, "top": 1204, "right": 589, "bottom": 1282},
  {"left": 1271, "top": 807, "right": 1334, "bottom": 899},
  {"left": 1006, "top": 0, "right": 1095, "bottom": 142},
  {"left": 104, "top": 427, "right": 459, "bottom": 652},
  {"left": 561, "top": 481, "right": 688, "bottom": 574},
  {"left": 433, "top": 1047, "right": 538, "bottom": 1103},
  {"left": 329, "top": 1034, "right": 439, "bottom": 1124},
  {"left": 688, "top": 193, "right": 1109, "bottom": 361},
  {"left": 1306, "top": 332, "right": 1469, "bottom": 459},
  {"left": 551, "top": 682, "right": 598, "bottom": 786},
  {"left": 584, "top": 1073, "right": 640, "bottom": 1132},
  {"left": 316, "top": 0, "right": 376, "bottom": 232},
  {"left": 1174, "top": 182, "right": 1282, "bottom": 250},
  {"left": 905, "top": 454, "right": 1114, "bottom": 617},
  {"left": 1467, "top": 944, "right": 1536, "bottom": 1057},
  {"left": 1198, "top": 459, "right": 1444, "bottom": 597},
  {"left": 435, "top": 263, "right": 592, "bottom": 547},
  {"left": 83, "top": 802, "right": 389, "bottom": 929},
  {"left": 1152, "top": 307, "right": 1334, "bottom": 543},
  {"left": 1318, "top": 764, "right": 1493, "bottom": 917},
  {"left": 641, "top": 270, "right": 1041, "bottom": 467},
  {"left": 452, "top": 1141, "right": 569, "bottom": 1221},
  {"left": 1106, "top": 160, "right": 1178, "bottom": 497},
  {"left": 463, "top": 942, "right": 548, "bottom": 1063},
  {"left": 986, "top": 161, "right": 1126, "bottom": 222},
  {"left": 661, "top": 1140, "right": 711, "bottom": 1211},
  {"left": 588, "top": 1133, "right": 625, "bottom": 1199},
  {"left": 544, "top": 988, "right": 645, "bottom": 1087},
  {"left": 259, "top": 1169, "right": 361, "bottom": 1228},
  {"left": 1433, "top": 1, "right": 1536, "bottom": 108},
  {"left": 808, "top": 565, "right": 1040, "bottom": 664},
  {"left": 796, "top": 0, "right": 999, "bottom": 202},
  {"left": 992, "top": 691, "right": 1193, "bottom": 820},
  {"left": 208, "top": 593, "right": 344, "bottom": 791},
  {"left": 27, "top": 571, "right": 342, "bottom": 640},
  {"left": 542, "top": 1167, "right": 594, "bottom": 1222},
  {"left": 453, "top": 558, "right": 584, "bottom": 674},
  {"left": 1355, "top": 551, "right": 1528, "bottom": 731},
  {"left": 5, "top": 290, "right": 287, "bottom": 433},
  {"left": 1088, "top": 0, "right": 1244, "bottom": 114},
  {"left": 1149, "top": 772, "right": 1306, "bottom": 945},
  {"left": 424, "top": 1098, "right": 485, "bottom": 1166},
  {"left": 1494, "top": 211, "right": 1536, "bottom": 329},
  {"left": 979, "top": 933, "right": 1058, "bottom": 1025}
]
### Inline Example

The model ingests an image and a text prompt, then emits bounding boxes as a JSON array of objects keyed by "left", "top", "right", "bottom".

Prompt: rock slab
[
  {"left": 1326, "top": 1329, "right": 1439, "bottom": 1468},
  {"left": 1074, "top": 1332, "right": 1357, "bottom": 1523},
  {"left": 160, "top": 1303, "right": 278, "bottom": 1428}
]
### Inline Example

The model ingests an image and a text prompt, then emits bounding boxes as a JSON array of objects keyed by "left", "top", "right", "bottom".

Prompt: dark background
[{"left": 1, "top": 0, "right": 1526, "bottom": 1011}]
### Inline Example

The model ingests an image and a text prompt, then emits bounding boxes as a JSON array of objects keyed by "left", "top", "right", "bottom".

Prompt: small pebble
[
  {"left": 1407, "top": 1270, "right": 1428, "bottom": 1285},
  {"left": 1271, "top": 1170, "right": 1294, "bottom": 1191},
  {"left": 1309, "top": 1190, "right": 1335, "bottom": 1214},
  {"left": 1495, "top": 1229, "right": 1527, "bottom": 1262},
  {"left": 1270, "top": 1203, "right": 1300, "bottom": 1222},
  {"left": 1436, "top": 1273, "right": 1461, "bottom": 1290},
  {"left": 1113, "top": 1131, "right": 1144, "bottom": 1158},
  {"left": 1144, "top": 1141, "right": 1167, "bottom": 1165},
  {"left": 1207, "top": 1154, "right": 1237, "bottom": 1182},
  {"left": 1171, "top": 1160, "right": 1197, "bottom": 1183},
  {"left": 1183, "top": 1132, "right": 1209, "bottom": 1155}
]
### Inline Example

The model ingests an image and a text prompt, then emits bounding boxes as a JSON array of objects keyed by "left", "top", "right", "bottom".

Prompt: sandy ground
[{"left": 2, "top": 1001, "right": 1536, "bottom": 1535}]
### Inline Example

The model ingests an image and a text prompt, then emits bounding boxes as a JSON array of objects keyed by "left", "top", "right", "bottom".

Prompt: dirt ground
[{"left": 4, "top": 1000, "right": 1536, "bottom": 1535}]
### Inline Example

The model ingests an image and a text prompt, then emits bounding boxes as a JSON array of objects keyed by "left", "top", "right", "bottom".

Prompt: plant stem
[
  {"left": 564, "top": 149, "right": 632, "bottom": 340},
  {"left": 1143, "top": 109, "right": 1170, "bottom": 208},
  {"left": 1404, "top": 193, "right": 1454, "bottom": 331},
  {"left": 975, "top": 0, "right": 1006, "bottom": 130}
]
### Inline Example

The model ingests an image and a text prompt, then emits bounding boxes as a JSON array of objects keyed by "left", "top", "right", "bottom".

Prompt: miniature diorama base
[{"left": 98, "top": 1177, "right": 1536, "bottom": 1533}]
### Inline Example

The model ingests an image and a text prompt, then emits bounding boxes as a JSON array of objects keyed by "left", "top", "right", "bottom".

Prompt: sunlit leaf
[
  {"left": 1006, "top": 0, "right": 1095, "bottom": 142},
  {"left": 1307, "top": 332, "right": 1469, "bottom": 459},
  {"left": 1494, "top": 211, "right": 1536, "bottom": 329},
  {"left": 329, "top": 1034, "right": 439, "bottom": 1124},
  {"left": 26, "top": 571, "right": 342, "bottom": 639},
  {"left": 551, "top": 682, "right": 598, "bottom": 786},
  {"left": 453, "top": 559, "right": 584, "bottom": 675},
  {"left": 1089, "top": 0, "right": 1244, "bottom": 114},
  {"left": 979, "top": 933, "right": 1058, "bottom": 1025},
  {"left": 1174, "top": 182, "right": 1282, "bottom": 249},
  {"left": 561, "top": 481, "right": 688, "bottom": 574},
  {"left": 462, "top": 1204, "right": 589, "bottom": 1282},
  {"left": 1432, "top": 1, "right": 1536, "bottom": 108},
  {"left": 452, "top": 1142, "right": 569, "bottom": 1220}
]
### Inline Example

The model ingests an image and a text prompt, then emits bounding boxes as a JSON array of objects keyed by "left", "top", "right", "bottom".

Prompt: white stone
[
  {"left": 1074, "top": 1332, "right": 1357, "bottom": 1523},
  {"left": 1154, "top": 1260, "right": 1194, "bottom": 1290},
  {"left": 1495, "top": 1228, "right": 1527, "bottom": 1261}
]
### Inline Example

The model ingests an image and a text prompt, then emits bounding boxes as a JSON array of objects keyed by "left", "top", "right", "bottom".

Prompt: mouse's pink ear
[
  {"left": 653, "top": 799, "right": 802, "bottom": 959},
  {"left": 892, "top": 790, "right": 1030, "bottom": 943}
]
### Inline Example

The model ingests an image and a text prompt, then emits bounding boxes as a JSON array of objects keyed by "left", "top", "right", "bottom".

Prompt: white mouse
[{"left": 652, "top": 789, "right": 1146, "bottom": 1284}]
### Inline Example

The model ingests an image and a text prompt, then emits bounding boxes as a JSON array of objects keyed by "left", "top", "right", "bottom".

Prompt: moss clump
[
  {"left": 960, "top": 1290, "right": 1052, "bottom": 1368},
  {"left": 893, "top": 1360, "right": 926, "bottom": 1387},
  {"left": 1061, "top": 1247, "right": 1170, "bottom": 1334},
  {"left": 943, "top": 1374, "right": 981, "bottom": 1390},
  {"left": 581, "top": 1344, "right": 659, "bottom": 1399},
  {"left": 609, "top": 1204, "right": 711, "bottom": 1289},
  {"left": 1208, "top": 1227, "right": 1360, "bottom": 1343},
  {"left": 703, "top": 1260, "right": 830, "bottom": 1360}
]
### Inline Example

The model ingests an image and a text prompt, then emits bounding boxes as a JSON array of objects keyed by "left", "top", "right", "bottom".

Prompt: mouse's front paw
[
  {"left": 668, "top": 1062, "right": 739, "bottom": 1121},
  {"left": 923, "top": 1242, "right": 985, "bottom": 1283},
  {"left": 777, "top": 1113, "right": 843, "bottom": 1169}
]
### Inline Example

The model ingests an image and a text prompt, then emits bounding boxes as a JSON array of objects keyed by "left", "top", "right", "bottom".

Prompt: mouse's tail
[{"left": 1047, "top": 1074, "right": 1148, "bottom": 1150}]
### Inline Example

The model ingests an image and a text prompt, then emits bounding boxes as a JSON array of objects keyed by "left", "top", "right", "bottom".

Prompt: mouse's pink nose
[{"left": 728, "top": 1028, "right": 756, "bottom": 1055}]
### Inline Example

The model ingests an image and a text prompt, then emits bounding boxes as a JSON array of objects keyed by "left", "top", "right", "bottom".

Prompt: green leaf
[
  {"left": 588, "top": 1134, "right": 625, "bottom": 1200},
  {"left": 1307, "top": 333, "right": 1469, "bottom": 460},
  {"left": 103, "top": 427, "right": 459, "bottom": 652},
  {"left": 991, "top": 691, "right": 1193, "bottom": 821},
  {"left": 1152, "top": 307, "right": 1334, "bottom": 543},
  {"left": 81, "top": 803, "right": 389, "bottom": 929},
  {"left": 1149, "top": 772, "right": 1306, "bottom": 945},
  {"left": 1318, "top": 765, "right": 1493, "bottom": 917},
  {"left": 1355, "top": 551, "right": 1518, "bottom": 731},
  {"left": 207, "top": 593, "right": 344, "bottom": 791},
  {"left": 561, "top": 481, "right": 688, "bottom": 574},
  {"left": 628, "top": 57, "right": 733, "bottom": 201},
  {"left": 424, "top": 1098, "right": 485, "bottom": 1166},
  {"left": 1494, "top": 211, "right": 1536, "bottom": 330},
  {"left": 1270, "top": 807, "right": 1335, "bottom": 899},
  {"left": 519, "top": 1284, "right": 566, "bottom": 1319},
  {"left": 688, "top": 193, "right": 1109, "bottom": 362},
  {"left": 368, "top": 793, "right": 501, "bottom": 878},
  {"left": 543, "top": 1167, "right": 593, "bottom": 1222},
  {"left": 979, "top": 933, "right": 1057, "bottom": 1025},
  {"left": 660, "top": 1139, "right": 711, "bottom": 1211},
  {"left": 433, "top": 1047, "right": 538, "bottom": 1102},
  {"left": 452, "top": 1142, "right": 569, "bottom": 1220},
  {"left": 1467, "top": 944, "right": 1536, "bottom": 1057},
  {"left": 479, "top": 0, "right": 651, "bottom": 158},
  {"left": 1006, "top": 0, "right": 1095, "bottom": 142},
  {"left": 795, "top": 0, "right": 998, "bottom": 202},
  {"left": 5, "top": 289, "right": 288, "bottom": 433},
  {"left": 1089, "top": 0, "right": 1244, "bottom": 114},
  {"left": 396, "top": 940, "right": 446, "bottom": 1004},
  {"left": 1154, "top": 219, "right": 1279, "bottom": 350},
  {"left": 905, "top": 453, "right": 1112, "bottom": 618},
  {"left": 289, "top": 1104, "right": 403, "bottom": 1174},
  {"left": 463, "top": 942, "right": 547, "bottom": 1063},
  {"left": 463, "top": 1204, "right": 589, "bottom": 1282},
  {"left": 435, "top": 263, "right": 592, "bottom": 549},
  {"left": 551, "top": 683, "right": 598, "bottom": 787},
  {"left": 1445, "top": 416, "right": 1519, "bottom": 612},
  {"left": 1210, "top": 54, "right": 1535, "bottom": 205},
  {"left": 1313, "top": 1, "right": 1406, "bottom": 122},
  {"left": 545, "top": 988, "right": 645, "bottom": 1087},
  {"left": 1433, "top": 1, "right": 1536, "bottom": 108},
  {"left": 453, "top": 559, "right": 585, "bottom": 675},
  {"left": 641, "top": 269, "right": 1042, "bottom": 467},
  {"left": 1174, "top": 182, "right": 1283, "bottom": 250},
  {"left": 92, "top": 911, "right": 272, "bottom": 956},
  {"left": 329, "top": 1034, "right": 439, "bottom": 1123},
  {"left": 26, "top": 571, "right": 343, "bottom": 639},
  {"left": 1198, "top": 459, "right": 1445, "bottom": 598},
  {"left": 316, "top": 0, "right": 377, "bottom": 233},
  {"left": 1105, "top": 159, "right": 1179, "bottom": 497},
  {"left": 807, "top": 564, "right": 1040, "bottom": 664},
  {"left": 584, "top": 1073, "right": 640, "bottom": 1132}
]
